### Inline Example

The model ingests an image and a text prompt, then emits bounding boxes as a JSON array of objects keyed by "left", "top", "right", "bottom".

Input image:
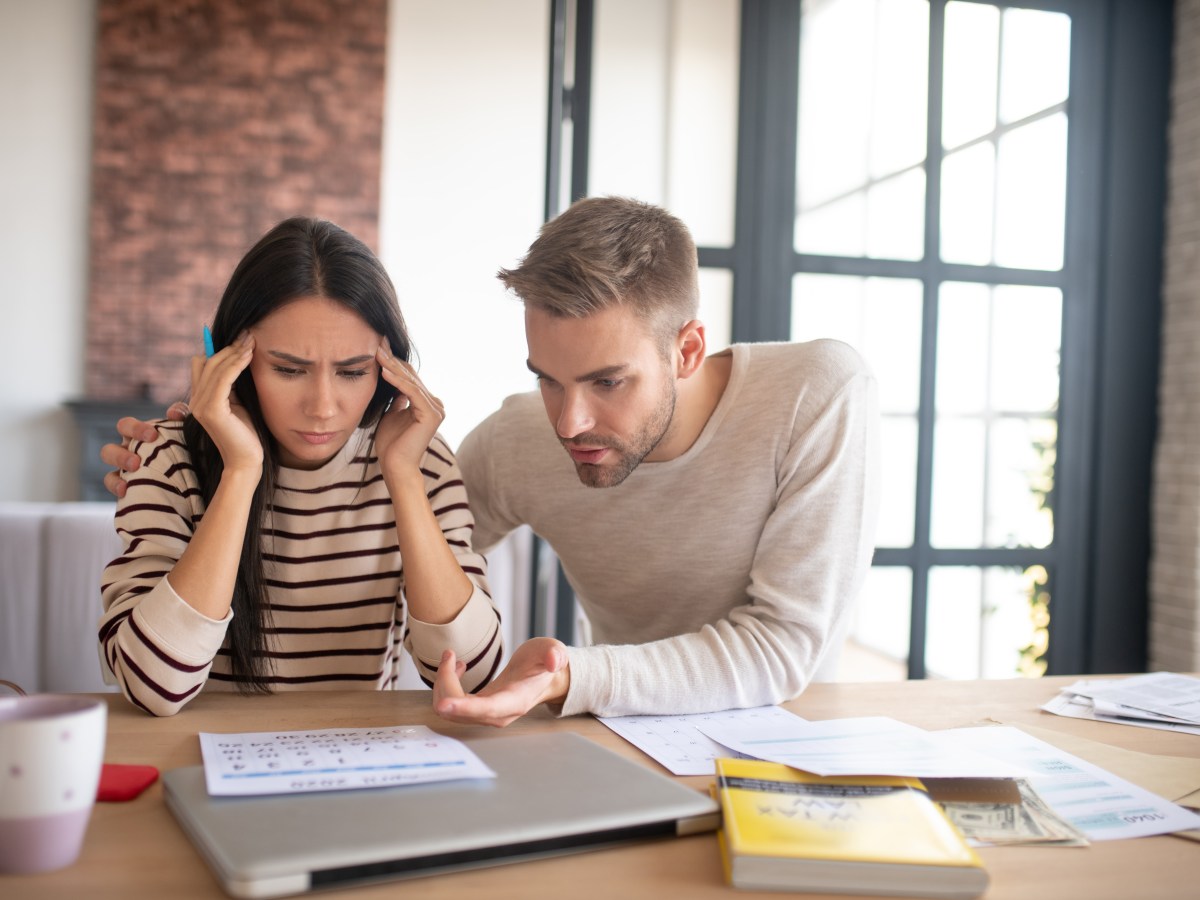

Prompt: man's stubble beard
[{"left": 568, "top": 383, "right": 678, "bottom": 489}]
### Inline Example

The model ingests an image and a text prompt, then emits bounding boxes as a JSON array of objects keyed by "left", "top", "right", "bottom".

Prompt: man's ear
[{"left": 675, "top": 319, "right": 707, "bottom": 379}]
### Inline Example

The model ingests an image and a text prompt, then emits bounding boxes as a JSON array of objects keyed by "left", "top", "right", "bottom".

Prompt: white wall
[
  {"left": 380, "top": 0, "right": 549, "bottom": 451},
  {"left": 590, "top": 0, "right": 672, "bottom": 204},
  {"left": 0, "top": 1, "right": 96, "bottom": 501},
  {"left": 591, "top": 0, "right": 739, "bottom": 249},
  {"left": 380, "top": 0, "right": 741, "bottom": 447},
  {"left": 589, "top": 0, "right": 739, "bottom": 350}
]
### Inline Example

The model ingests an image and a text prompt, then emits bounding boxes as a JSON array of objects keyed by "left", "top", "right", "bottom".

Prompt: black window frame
[
  {"left": 542, "top": 0, "right": 1170, "bottom": 677},
  {"left": 729, "top": 0, "right": 1170, "bottom": 678}
]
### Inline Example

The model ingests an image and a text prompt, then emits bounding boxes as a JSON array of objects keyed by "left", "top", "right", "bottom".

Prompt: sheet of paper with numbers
[
  {"left": 597, "top": 706, "right": 808, "bottom": 776},
  {"left": 198, "top": 725, "right": 495, "bottom": 796}
]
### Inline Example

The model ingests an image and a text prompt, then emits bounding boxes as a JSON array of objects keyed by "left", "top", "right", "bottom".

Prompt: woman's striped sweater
[{"left": 98, "top": 421, "right": 502, "bottom": 716}]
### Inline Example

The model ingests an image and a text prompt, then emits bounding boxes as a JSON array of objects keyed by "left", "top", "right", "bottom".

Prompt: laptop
[{"left": 163, "top": 731, "right": 720, "bottom": 899}]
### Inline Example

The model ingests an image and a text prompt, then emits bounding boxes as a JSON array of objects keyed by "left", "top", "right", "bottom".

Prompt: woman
[{"left": 98, "top": 217, "right": 502, "bottom": 716}]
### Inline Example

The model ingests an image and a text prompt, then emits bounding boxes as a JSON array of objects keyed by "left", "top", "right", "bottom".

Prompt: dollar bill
[{"left": 941, "top": 779, "right": 1090, "bottom": 847}]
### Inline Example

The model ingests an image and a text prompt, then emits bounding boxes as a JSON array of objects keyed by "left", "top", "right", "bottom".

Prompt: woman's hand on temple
[
  {"left": 188, "top": 331, "right": 263, "bottom": 476},
  {"left": 374, "top": 339, "right": 445, "bottom": 477}
]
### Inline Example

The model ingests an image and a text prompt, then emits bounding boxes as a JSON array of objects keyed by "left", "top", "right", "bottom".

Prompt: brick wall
[
  {"left": 1151, "top": 0, "right": 1200, "bottom": 671},
  {"left": 85, "top": 0, "right": 387, "bottom": 403}
]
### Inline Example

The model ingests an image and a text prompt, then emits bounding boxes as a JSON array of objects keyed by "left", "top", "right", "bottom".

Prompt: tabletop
[{"left": 5, "top": 675, "right": 1198, "bottom": 900}]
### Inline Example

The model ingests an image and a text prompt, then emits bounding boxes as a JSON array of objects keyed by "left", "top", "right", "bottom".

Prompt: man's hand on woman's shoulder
[{"left": 99, "top": 402, "right": 189, "bottom": 498}]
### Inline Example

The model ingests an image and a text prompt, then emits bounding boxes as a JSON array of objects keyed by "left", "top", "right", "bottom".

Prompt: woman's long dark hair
[{"left": 183, "top": 217, "right": 412, "bottom": 691}]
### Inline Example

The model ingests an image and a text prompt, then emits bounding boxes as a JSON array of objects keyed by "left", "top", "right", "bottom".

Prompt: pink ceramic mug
[{"left": 0, "top": 694, "right": 107, "bottom": 874}]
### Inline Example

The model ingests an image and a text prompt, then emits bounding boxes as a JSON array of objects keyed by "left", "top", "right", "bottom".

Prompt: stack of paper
[
  {"left": 1042, "top": 672, "right": 1200, "bottom": 735},
  {"left": 598, "top": 707, "right": 1200, "bottom": 844}
]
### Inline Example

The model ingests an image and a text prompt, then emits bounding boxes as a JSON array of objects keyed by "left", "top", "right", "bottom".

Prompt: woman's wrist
[
  {"left": 218, "top": 462, "right": 263, "bottom": 493},
  {"left": 382, "top": 461, "right": 425, "bottom": 497}
]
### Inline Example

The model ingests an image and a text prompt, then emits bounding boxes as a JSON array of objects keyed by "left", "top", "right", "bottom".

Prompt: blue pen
[{"left": 203, "top": 325, "right": 215, "bottom": 358}]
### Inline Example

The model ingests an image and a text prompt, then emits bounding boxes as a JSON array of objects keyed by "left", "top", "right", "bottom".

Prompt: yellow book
[{"left": 714, "top": 758, "right": 988, "bottom": 898}]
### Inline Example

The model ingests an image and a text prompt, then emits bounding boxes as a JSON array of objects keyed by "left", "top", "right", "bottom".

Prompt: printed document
[
  {"left": 1059, "top": 672, "right": 1200, "bottom": 725},
  {"left": 1046, "top": 676, "right": 1200, "bottom": 739},
  {"left": 597, "top": 706, "right": 806, "bottom": 776},
  {"left": 1042, "top": 686, "right": 1200, "bottom": 736},
  {"left": 694, "top": 715, "right": 1028, "bottom": 778},
  {"left": 198, "top": 725, "right": 495, "bottom": 796},
  {"left": 935, "top": 725, "right": 1200, "bottom": 840}
]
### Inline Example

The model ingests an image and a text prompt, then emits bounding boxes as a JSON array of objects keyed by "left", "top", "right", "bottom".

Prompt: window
[
  {"left": 759, "top": 0, "right": 1166, "bottom": 678},
  {"left": 788, "top": 1, "right": 1077, "bottom": 679},
  {"left": 545, "top": 0, "right": 1168, "bottom": 673}
]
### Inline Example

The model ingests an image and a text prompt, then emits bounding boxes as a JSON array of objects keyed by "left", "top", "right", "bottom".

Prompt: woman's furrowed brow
[{"left": 267, "top": 350, "right": 374, "bottom": 366}]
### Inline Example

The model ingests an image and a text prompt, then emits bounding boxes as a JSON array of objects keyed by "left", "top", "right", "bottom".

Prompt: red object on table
[{"left": 96, "top": 763, "right": 159, "bottom": 801}]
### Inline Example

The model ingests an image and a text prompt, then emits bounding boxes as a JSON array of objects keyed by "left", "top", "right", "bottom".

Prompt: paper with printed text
[
  {"left": 198, "top": 725, "right": 495, "bottom": 796},
  {"left": 597, "top": 706, "right": 806, "bottom": 775}
]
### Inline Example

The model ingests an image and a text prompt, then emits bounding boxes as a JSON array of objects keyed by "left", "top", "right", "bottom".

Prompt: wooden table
[{"left": 6, "top": 676, "right": 1197, "bottom": 899}]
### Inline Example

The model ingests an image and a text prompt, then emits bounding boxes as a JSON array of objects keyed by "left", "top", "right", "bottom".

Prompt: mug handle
[{"left": 0, "top": 679, "right": 27, "bottom": 696}]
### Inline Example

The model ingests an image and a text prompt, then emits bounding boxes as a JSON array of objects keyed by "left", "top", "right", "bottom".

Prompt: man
[{"left": 103, "top": 197, "right": 880, "bottom": 727}]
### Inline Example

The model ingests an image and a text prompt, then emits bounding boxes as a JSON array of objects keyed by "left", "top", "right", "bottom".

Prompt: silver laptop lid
[{"left": 164, "top": 730, "right": 720, "bottom": 898}]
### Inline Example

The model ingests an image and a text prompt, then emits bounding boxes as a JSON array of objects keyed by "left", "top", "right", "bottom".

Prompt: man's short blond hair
[{"left": 497, "top": 196, "right": 700, "bottom": 349}]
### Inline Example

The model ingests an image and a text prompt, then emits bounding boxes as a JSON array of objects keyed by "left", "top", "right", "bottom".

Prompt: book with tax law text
[{"left": 714, "top": 758, "right": 988, "bottom": 898}]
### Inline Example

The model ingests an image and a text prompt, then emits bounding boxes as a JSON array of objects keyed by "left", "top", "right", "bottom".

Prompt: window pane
[
  {"left": 937, "top": 283, "right": 1061, "bottom": 415},
  {"left": 990, "top": 285, "right": 1061, "bottom": 413},
  {"left": 995, "top": 112, "right": 1067, "bottom": 270},
  {"left": 935, "top": 281, "right": 990, "bottom": 414},
  {"left": 941, "top": 5, "right": 1070, "bottom": 272},
  {"left": 988, "top": 418, "right": 1055, "bottom": 548},
  {"left": 869, "top": 0, "right": 929, "bottom": 177},
  {"left": 927, "top": 566, "right": 1049, "bottom": 679},
  {"left": 931, "top": 418, "right": 985, "bottom": 548},
  {"left": 940, "top": 141, "right": 996, "bottom": 266},
  {"left": 796, "top": 0, "right": 928, "bottom": 259},
  {"left": 590, "top": 0, "right": 739, "bottom": 247},
  {"left": 791, "top": 274, "right": 922, "bottom": 414},
  {"left": 794, "top": 193, "right": 866, "bottom": 258},
  {"left": 926, "top": 566, "right": 982, "bottom": 679},
  {"left": 942, "top": 1, "right": 999, "bottom": 150},
  {"left": 792, "top": 274, "right": 920, "bottom": 549},
  {"left": 797, "top": 0, "right": 873, "bottom": 209},
  {"left": 933, "top": 416, "right": 1057, "bottom": 550},
  {"left": 844, "top": 566, "right": 912, "bottom": 681},
  {"left": 698, "top": 267, "right": 732, "bottom": 353},
  {"left": 867, "top": 168, "right": 925, "bottom": 261},
  {"left": 999, "top": 8, "right": 1070, "bottom": 126},
  {"left": 933, "top": 283, "right": 1060, "bottom": 548}
]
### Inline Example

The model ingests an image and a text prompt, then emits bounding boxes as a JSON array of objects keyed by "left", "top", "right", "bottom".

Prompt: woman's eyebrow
[{"left": 267, "top": 351, "right": 374, "bottom": 366}]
